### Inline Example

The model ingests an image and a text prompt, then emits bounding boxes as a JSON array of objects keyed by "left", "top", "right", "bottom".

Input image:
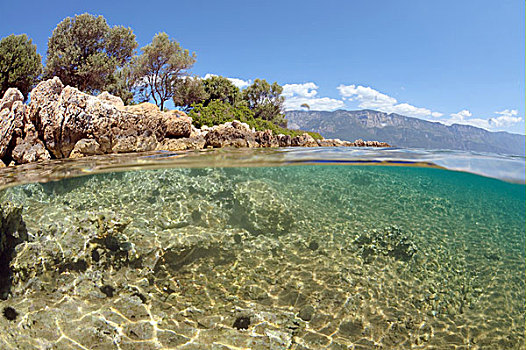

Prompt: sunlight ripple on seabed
[{"left": 0, "top": 147, "right": 524, "bottom": 349}]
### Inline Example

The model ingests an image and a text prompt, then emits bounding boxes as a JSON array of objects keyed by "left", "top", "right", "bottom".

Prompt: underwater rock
[
  {"left": 0, "top": 202, "right": 28, "bottom": 299},
  {"left": 9, "top": 212, "right": 137, "bottom": 296},
  {"left": 308, "top": 241, "right": 319, "bottom": 251},
  {"left": 99, "top": 285, "right": 116, "bottom": 298},
  {"left": 298, "top": 305, "right": 315, "bottom": 321},
  {"left": 2, "top": 306, "right": 17, "bottom": 321},
  {"left": 233, "top": 316, "right": 251, "bottom": 330},
  {"left": 355, "top": 226, "right": 417, "bottom": 262},
  {"left": 232, "top": 180, "right": 294, "bottom": 236},
  {"left": 338, "top": 319, "right": 364, "bottom": 340}
]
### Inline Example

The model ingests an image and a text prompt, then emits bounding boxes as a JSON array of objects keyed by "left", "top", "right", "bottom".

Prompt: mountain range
[{"left": 286, "top": 110, "right": 525, "bottom": 156}]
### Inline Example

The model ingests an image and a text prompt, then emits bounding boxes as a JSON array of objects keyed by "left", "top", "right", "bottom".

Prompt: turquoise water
[{"left": 0, "top": 148, "right": 524, "bottom": 349}]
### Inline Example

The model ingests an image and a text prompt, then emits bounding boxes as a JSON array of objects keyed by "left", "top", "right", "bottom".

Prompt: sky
[{"left": 1, "top": 0, "right": 524, "bottom": 134}]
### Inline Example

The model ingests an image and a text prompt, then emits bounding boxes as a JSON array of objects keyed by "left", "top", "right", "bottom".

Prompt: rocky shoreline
[{"left": 0, "top": 77, "right": 390, "bottom": 167}]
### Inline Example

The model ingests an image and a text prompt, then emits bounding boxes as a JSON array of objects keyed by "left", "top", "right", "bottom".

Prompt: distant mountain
[{"left": 286, "top": 110, "right": 525, "bottom": 156}]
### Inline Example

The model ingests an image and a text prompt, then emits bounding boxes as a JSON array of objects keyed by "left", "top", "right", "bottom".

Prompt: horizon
[{"left": 0, "top": 0, "right": 524, "bottom": 134}]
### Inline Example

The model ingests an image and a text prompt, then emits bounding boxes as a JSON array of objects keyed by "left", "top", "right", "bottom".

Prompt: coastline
[{"left": 0, "top": 77, "right": 390, "bottom": 168}]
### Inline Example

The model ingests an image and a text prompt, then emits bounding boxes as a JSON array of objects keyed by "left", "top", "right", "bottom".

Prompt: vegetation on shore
[{"left": 0, "top": 13, "right": 320, "bottom": 138}]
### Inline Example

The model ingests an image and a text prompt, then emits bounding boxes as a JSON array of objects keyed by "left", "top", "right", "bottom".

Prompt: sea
[{"left": 0, "top": 146, "right": 524, "bottom": 350}]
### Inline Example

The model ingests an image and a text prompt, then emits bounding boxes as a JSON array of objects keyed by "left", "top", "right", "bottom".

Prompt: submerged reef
[
  {"left": 0, "top": 202, "right": 28, "bottom": 300},
  {"left": 355, "top": 226, "right": 418, "bottom": 263},
  {"left": 0, "top": 166, "right": 524, "bottom": 349}
]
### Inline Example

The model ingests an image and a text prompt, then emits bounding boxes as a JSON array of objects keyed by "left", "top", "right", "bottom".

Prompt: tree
[
  {"left": 105, "top": 65, "right": 136, "bottom": 105},
  {"left": 134, "top": 32, "right": 196, "bottom": 110},
  {"left": 0, "top": 34, "right": 42, "bottom": 100},
  {"left": 242, "top": 79, "right": 286, "bottom": 127},
  {"left": 202, "top": 75, "right": 239, "bottom": 106},
  {"left": 172, "top": 76, "right": 208, "bottom": 111},
  {"left": 45, "top": 13, "right": 137, "bottom": 94}
]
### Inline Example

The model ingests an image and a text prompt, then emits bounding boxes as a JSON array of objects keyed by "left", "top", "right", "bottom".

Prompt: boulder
[
  {"left": 0, "top": 96, "right": 50, "bottom": 164},
  {"left": 97, "top": 91, "right": 124, "bottom": 108},
  {"left": 11, "top": 139, "right": 50, "bottom": 164},
  {"left": 352, "top": 139, "right": 390, "bottom": 147},
  {"left": 190, "top": 125, "right": 208, "bottom": 138},
  {"left": 205, "top": 120, "right": 258, "bottom": 148},
  {"left": 157, "top": 137, "right": 206, "bottom": 151},
  {"left": 111, "top": 132, "right": 158, "bottom": 154},
  {"left": 0, "top": 100, "right": 25, "bottom": 159},
  {"left": 291, "top": 133, "right": 318, "bottom": 147},
  {"left": 0, "top": 88, "right": 24, "bottom": 111},
  {"left": 277, "top": 134, "right": 292, "bottom": 147},
  {"left": 26, "top": 79, "right": 192, "bottom": 158},
  {"left": 125, "top": 103, "right": 192, "bottom": 138},
  {"left": 317, "top": 138, "right": 349, "bottom": 147},
  {"left": 255, "top": 129, "right": 279, "bottom": 148},
  {"left": 9, "top": 99, "right": 51, "bottom": 164},
  {"left": 69, "top": 139, "right": 103, "bottom": 158}
]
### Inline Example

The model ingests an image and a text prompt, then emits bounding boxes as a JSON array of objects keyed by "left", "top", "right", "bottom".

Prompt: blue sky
[{"left": 1, "top": 0, "right": 524, "bottom": 134}]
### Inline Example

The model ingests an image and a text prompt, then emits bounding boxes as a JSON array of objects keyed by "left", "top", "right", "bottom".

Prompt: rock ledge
[{"left": 0, "top": 78, "right": 390, "bottom": 166}]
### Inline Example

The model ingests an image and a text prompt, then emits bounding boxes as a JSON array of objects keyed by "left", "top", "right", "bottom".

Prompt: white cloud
[
  {"left": 450, "top": 109, "right": 472, "bottom": 120},
  {"left": 227, "top": 77, "right": 251, "bottom": 89},
  {"left": 495, "top": 109, "right": 519, "bottom": 116},
  {"left": 337, "top": 84, "right": 443, "bottom": 118},
  {"left": 202, "top": 73, "right": 251, "bottom": 89},
  {"left": 441, "top": 109, "right": 523, "bottom": 131},
  {"left": 284, "top": 96, "right": 345, "bottom": 111},
  {"left": 338, "top": 85, "right": 396, "bottom": 108},
  {"left": 282, "top": 83, "right": 318, "bottom": 98},
  {"left": 282, "top": 82, "right": 344, "bottom": 111},
  {"left": 444, "top": 109, "right": 487, "bottom": 128},
  {"left": 491, "top": 109, "right": 522, "bottom": 126}
]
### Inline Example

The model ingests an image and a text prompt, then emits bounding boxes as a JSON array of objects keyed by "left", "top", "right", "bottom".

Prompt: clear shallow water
[{"left": 0, "top": 147, "right": 524, "bottom": 349}]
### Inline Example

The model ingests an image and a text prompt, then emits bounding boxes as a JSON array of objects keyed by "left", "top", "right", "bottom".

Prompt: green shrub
[
  {"left": 189, "top": 99, "right": 255, "bottom": 128},
  {"left": 248, "top": 118, "right": 322, "bottom": 139},
  {"left": 189, "top": 99, "right": 322, "bottom": 139}
]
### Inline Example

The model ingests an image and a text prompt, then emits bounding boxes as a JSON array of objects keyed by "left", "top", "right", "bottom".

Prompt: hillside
[{"left": 286, "top": 110, "right": 525, "bottom": 156}]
